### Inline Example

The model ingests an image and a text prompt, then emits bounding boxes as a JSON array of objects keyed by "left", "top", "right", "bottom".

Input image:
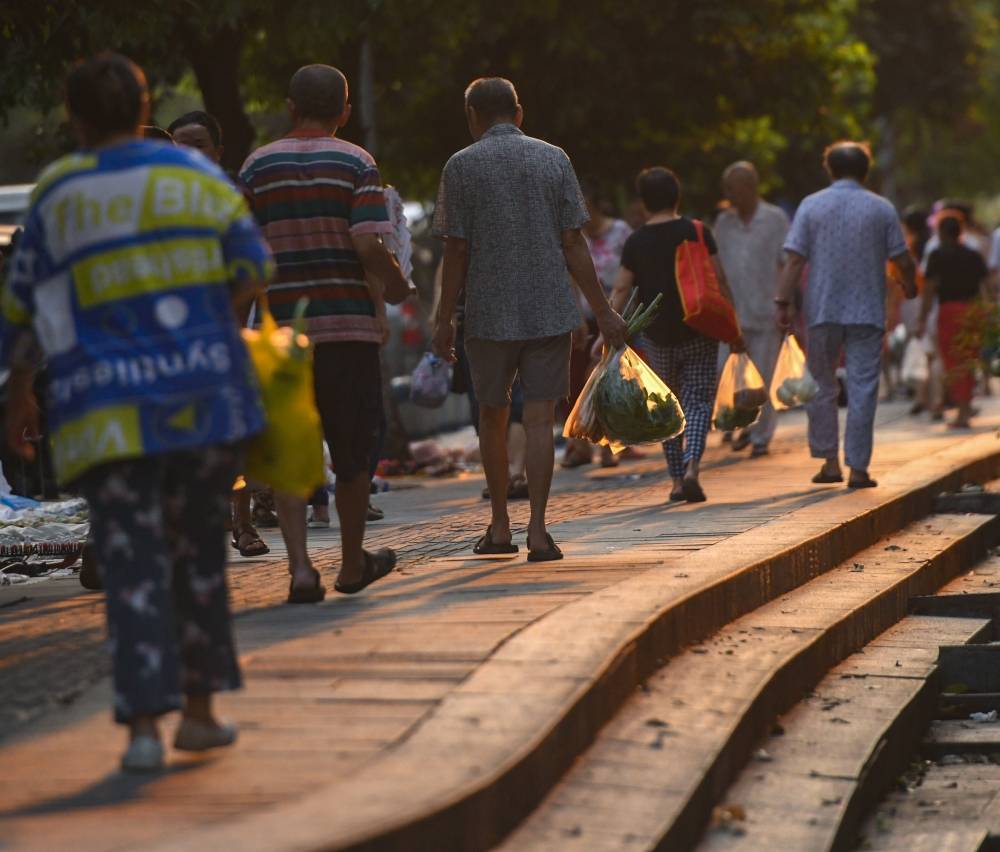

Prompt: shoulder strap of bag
[{"left": 692, "top": 219, "right": 705, "bottom": 246}]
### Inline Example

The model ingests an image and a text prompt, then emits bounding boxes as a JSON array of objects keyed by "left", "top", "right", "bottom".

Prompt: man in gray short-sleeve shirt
[
  {"left": 433, "top": 77, "right": 626, "bottom": 561},
  {"left": 777, "top": 141, "right": 916, "bottom": 489}
]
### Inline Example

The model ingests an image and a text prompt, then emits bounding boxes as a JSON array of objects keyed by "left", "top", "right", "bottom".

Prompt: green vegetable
[
  {"left": 777, "top": 375, "right": 819, "bottom": 406},
  {"left": 594, "top": 355, "right": 685, "bottom": 444},
  {"left": 625, "top": 293, "right": 664, "bottom": 341},
  {"left": 714, "top": 405, "right": 760, "bottom": 431}
]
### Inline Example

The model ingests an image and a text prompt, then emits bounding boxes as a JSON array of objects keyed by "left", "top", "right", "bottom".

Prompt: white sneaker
[
  {"left": 174, "top": 718, "right": 238, "bottom": 752},
  {"left": 121, "top": 736, "right": 164, "bottom": 772}
]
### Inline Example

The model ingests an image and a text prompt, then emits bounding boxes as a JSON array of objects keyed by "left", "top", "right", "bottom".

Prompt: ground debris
[{"left": 711, "top": 804, "right": 747, "bottom": 836}]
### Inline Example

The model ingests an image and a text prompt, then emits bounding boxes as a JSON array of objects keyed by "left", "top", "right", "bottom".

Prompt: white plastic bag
[
  {"left": 563, "top": 345, "right": 685, "bottom": 453},
  {"left": 410, "top": 352, "right": 452, "bottom": 408},
  {"left": 770, "top": 334, "right": 819, "bottom": 410},
  {"left": 713, "top": 353, "right": 767, "bottom": 431},
  {"left": 901, "top": 337, "right": 929, "bottom": 385}
]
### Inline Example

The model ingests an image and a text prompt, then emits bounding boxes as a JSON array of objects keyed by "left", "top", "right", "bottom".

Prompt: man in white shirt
[{"left": 714, "top": 161, "right": 789, "bottom": 457}]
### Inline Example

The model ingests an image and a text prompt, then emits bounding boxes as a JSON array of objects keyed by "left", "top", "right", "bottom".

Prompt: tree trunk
[
  {"left": 357, "top": 35, "right": 378, "bottom": 156},
  {"left": 180, "top": 22, "right": 256, "bottom": 174}
]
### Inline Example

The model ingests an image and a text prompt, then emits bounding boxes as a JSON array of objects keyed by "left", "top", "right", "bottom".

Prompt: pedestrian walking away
[
  {"left": 239, "top": 64, "right": 414, "bottom": 601},
  {"left": 606, "top": 166, "right": 745, "bottom": 504},
  {"left": 432, "top": 77, "right": 627, "bottom": 561},
  {"left": 1, "top": 53, "right": 273, "bottom": 772},
  {"left": 169, "top": 108, "right": 269, "bottom": 560},
  {"left": 777, "top": 141, "right": 917, "bottom": 488},
  {"left": 918, "top": 213, "right": 992, "bottom": 429},
  {"left": 714, "top": 160, "right": 789, "bottom": 457}
]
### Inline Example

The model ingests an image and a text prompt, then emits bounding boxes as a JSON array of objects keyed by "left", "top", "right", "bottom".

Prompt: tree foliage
[{"left": 5, "top": 0, "right": 991, "bottom": 210}]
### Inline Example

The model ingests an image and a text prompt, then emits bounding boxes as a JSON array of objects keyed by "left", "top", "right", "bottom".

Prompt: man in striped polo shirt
[{"left": 239, "top": 64, "right": 412, "bottom": 600}]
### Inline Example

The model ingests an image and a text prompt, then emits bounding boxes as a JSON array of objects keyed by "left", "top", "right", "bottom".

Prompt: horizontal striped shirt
[
  {"left": 238, "top": 131, "right": 392, "bottom": 344},
  {"left": 1, "top": 140, "right": 270, "bottom": 483}
]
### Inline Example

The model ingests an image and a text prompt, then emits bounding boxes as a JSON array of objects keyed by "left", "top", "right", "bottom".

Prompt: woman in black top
[
  {"left": 918, "top": 214, "right": 991, "bottom": 429},
  {"left": 604, "top": 167, "right": 743, "bottom": 502}
]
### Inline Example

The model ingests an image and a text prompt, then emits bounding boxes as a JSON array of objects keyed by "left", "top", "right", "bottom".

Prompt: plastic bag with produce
[
  {"left": 564, "top": 293, "right": 686, "bottom": 453},
  {"left": 769, "top": 333, "right": 819, "bottom": 410},
  {"left": 713, "top": 353, "right": 767, "bottom": 431}
]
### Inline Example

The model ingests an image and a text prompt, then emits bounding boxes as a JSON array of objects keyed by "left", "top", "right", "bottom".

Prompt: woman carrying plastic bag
[
  {"left": 770, "top": 333, "right": 819, "bottom": 410},
  {"left": 714, "top": 353, "right": 768, "bottom": 433}
]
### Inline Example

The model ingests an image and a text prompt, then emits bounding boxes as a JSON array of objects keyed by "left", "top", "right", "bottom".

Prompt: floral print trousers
[{"left": 79, "top": 445, "right": 243, "bottom": 724}]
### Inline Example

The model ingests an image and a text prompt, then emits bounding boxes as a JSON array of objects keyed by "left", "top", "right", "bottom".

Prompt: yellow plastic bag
[
  {"left": 563, "top": 345, "right": 685, "bottom": 454},
  {"left": 242, "top": 297, "right": 325, "bottom": 498},
  {"left": 770, "top": 334, "right": 819, "bottom": 410},
  {"left": 713, "top": 353, "right": 767, "bottom": 431}
]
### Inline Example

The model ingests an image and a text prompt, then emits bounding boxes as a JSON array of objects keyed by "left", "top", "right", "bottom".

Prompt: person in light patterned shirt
[{"left": 777, "top": 141, "right": 916, "bottom": 489}]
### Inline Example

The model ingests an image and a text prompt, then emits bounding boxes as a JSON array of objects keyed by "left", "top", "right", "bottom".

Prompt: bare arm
[
  {"left": 711, "top": 256, "right": 746, "bottom": 352},
  {"left": 916, "top": 275, "right": 937, "bottom": 337},
  {"left": 431, "top": 237, "right": 468, "bottom": 362},
  {"left": 890, "top": 251, "right": 918, "bottom": 300},
  {"left": 352, "top": 233, "right": 414, "bottom": 305},
  {"left": 561, "top": 228, "right": 627, "bottom": 348},
  {"left": 608, "top": 266, "right": 634, "bottom": 313},
  {"left": 776, "top": 250, "right": 807, "bottom": 331}
]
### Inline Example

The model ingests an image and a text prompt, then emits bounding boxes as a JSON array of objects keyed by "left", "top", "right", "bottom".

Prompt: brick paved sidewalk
[{"left": 0, "top": 402, "right": 994, "bottom": 851}]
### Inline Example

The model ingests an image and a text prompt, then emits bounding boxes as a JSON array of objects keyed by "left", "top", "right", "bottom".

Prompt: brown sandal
[{"left": 231, "top": 525, "right": 270, "bottom": 558}]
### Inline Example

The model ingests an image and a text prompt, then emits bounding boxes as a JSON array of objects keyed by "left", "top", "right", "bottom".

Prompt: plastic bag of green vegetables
[
  {"left": 770, "top": 334, "right": 819, "bottom": 409},
  {"left": 563, "top": 293, "right": 685, "bottom": 452},
  {"left": 713, "top": 353, "right": 767, "bottom": 431}
]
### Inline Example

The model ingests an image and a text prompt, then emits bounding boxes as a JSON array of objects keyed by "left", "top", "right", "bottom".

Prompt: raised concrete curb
[{"left": 160, "top": 433, "right": 1000, "bottom": 852}]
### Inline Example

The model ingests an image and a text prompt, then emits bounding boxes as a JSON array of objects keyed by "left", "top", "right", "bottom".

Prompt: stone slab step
[
  {"left": 150, "top": 436, "right": 1000, "bottom": 852},
  {"left": 861, "top": 829, "right": 989, "bottom": 851},
  {"left": 497, "top": 514, "right": 998, "bottom": 851}
]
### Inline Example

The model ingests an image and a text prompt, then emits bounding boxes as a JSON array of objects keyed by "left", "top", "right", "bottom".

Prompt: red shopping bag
[{"left": 675, "top": 220, "right": 741, "bottom": 343}]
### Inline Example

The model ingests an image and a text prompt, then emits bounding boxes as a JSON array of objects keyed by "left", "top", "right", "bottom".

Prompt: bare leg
[
  {"left": 523, "top": 399, "right": 556, "bottom": 550},
  {"left": 480, "top": 404, "right": 512, "bottom": 544},
  {"left": 129, "top": 715, "right": 160, "bottom": 742},
  {"left": 274, "top": 492, "right": 315, "bottom": 589},
  {"left": 507, "top": 421, "right": 527, "bottom": 480},
  {"left": 184, "top": 693, "right": 218, "bottom": 724},
  {"left": 232, "top": 488, "right": 252, "bottom": 529},
  {"left": 333, "top": 475, "right": 369, "bottom": 586}
]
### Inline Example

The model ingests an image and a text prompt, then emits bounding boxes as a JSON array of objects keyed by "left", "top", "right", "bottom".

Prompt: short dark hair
[
  {"left": 464, "top": 78, "right": 519, "bottom": 122},
  {"left": 142, "top": 125, "right": 173, "bottom": 143},
  {"left": 938, "top": 213, "right": 963, "bottom": 241},
  {"left": 823, "top": 141, "right": 872, "bottom": 181},
  {"left": 288, "top": 64, "right": 348, "bottom": 121},
  {"left": 168, "top": 110, "right": 222, "bottom": 147},
  {"left": 66, "top": 52, "right": 148, "bottom": 136},
  {"left": 636, "top": 167, "right": 681, "bottom": 213}
]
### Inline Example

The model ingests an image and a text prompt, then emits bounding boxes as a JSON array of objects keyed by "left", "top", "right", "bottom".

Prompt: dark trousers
[{"left": 80, "top": 445, "right": 242, "bottom": 724}]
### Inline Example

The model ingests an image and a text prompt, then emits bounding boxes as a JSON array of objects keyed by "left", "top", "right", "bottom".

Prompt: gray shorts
[{"left": 465, "top": 333, "right": 572, "bottom": 408}]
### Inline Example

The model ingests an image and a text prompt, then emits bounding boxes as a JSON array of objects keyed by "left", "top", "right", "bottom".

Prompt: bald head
[
  {"left": 722, "top": 160, "right": 759, "bottom": 187},
  {"left": 288, "top": 64, "right": 348, "bottom": 123},
  {"left": 722, "top": 160, "right": 760, "bottom": 213}
]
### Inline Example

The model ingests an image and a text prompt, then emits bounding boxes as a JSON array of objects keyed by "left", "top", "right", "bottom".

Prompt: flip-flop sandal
[
  {"left": 527, "top": 533, "right": 563, "bottom": 563},
  {"left": 812, "top": 470, "right": 844, "bottom": 484},
  {"left": 287, "top": 567, "right": 326, "bottom": 604},
  {"left": 335, "top": 548, "right": 397, "bottom": 595},
  {"left": 848, "top": 477, "right": 878, "bottom": 489},
  {"left": 231, "top": 527, "right": 270, "bottom": 557},
  {"left": 668, "top": 488, "right": 685, "bottom": 502},
  {"left": 681, "top": 478, "right": 707, "bottom": 503},
  {"left": 367, "top": 503, "right": 385, "bottom": 522},
  {"left": 473, "top": 525, "right": 518, "bottom": 555}
]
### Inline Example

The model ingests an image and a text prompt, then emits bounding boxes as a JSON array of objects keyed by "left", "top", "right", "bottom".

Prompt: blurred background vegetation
[{"left": 1, "top": 0, "right": 998, "bottom": 218}]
